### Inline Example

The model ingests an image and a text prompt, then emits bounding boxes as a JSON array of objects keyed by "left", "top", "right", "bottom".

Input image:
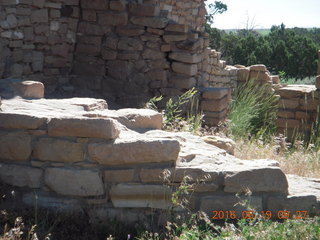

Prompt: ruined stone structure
[
  {"left": 0, "top": 0, "right": 236, "bottom": 109},
  {"left": 0, "top": 95, "right": 319, "bottom": 225}
]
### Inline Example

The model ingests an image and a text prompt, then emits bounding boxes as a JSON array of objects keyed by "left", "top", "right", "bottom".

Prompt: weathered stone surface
[
  {"left": 204, "top": 110, "right": 227, "bottom": 119},
  {"left": 250, "top": 64, "right": 267, "bottom": 72},
  {"left": 276, "top": 85, "right": 317, "bottom": 98},
  {"left": 237, "top": 67, "right": 250, "bottom": 81},
  {"left": 0, "top": 113, "right": 47, "bottom": 129},
  {"left": 0, "top": 131, "right": 32, "bottom": 161},
  {"left": 276, "top": 118, "right": 300, "bottom": 128},
  {"left": 34, "top": 138, "right": 83, "bottom": 163},
  {"left": 202, "top": 136, "right": 235, "bottom": 155},
  {"left": 128, "top": 4, "right": 160, "bottom": 17},
  {"left": 171, "top": 75, "right": 196, "bottom": 89},
  {"left": 267, "top": 195, "right": 318, "bottom": 217},
  {"left": 31, "top": 9, "right": 48, "bottom": 23},
  {"left": 224, "top": 167, "right": 288, "bottom": 193},
  {"left": 201, "top": 97, "right": 229, "bottom": 112},
  {"left": 278, "top": 98, "right": 300, "bottom": 109},
  {"left": 172, "top": 62, "right": 198, "bottom": 76},
  {"left": 140, "top": 167, "right": 219, "bottom": 184},
  {"left": 13, "top": 81, "right": 44, "bottom": 99},
  {"left": 110, "top": 184, "right": 172, "bottom": 209},
  {"left": 88, "top": 137, "right": 180, "bottom": 165},
  {"left": 48, "top": 118, "right": 120, "bottom": 139},
  {"left": 98, "top": 12, "right": 128, "bottom": 26},
  {"left": 0, "top": 164, "right": 42, "bottom": 188},
  {"left": 202, "top": 88, "right": 229, "bottom": 100},
  {"left": 200, "top": 195, "right": 263, "bottom": 217},
  {"left": 105, "top": 169, "right": 135, "bottom": 183},
  {"left": 163, "top": 34, "right": 188, "bottom": 42},
  {"left": 169, "top": 52, "right": 202, "bottom": 64},
  {"left": 114, "top": 108, "right": 163, "bottom": 130},
  {"left": 277, "top": 110, "right": 295, "bottom": 119},
  {"left": 44, "top": 168, "right": 104, "bottom": 196},
  {"left": 23, "top": 192, "right": 82, "bottom": 211},
  {"left": 130, "top": 16, "right": 168, "bottom": 28},
  {"left": 110, "top": 0, "right": 126, "bottom": 11},
  {"left": 81, "top": 0, "right": 108, "bottom": 10},
  {"left": 165, "top": 23, "right": 189, "bottom": 33}
]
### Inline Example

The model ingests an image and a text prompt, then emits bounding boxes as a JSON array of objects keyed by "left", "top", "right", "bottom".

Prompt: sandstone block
[
  {"left": 169, "top": 52, "right": 202, "bottom": 64},
  {"left": 0, "top": 113, "right": 47, "bottom": 129},
  {"left": 276, "top": 85, "right": 316, "bottom": 98},
  {"left": 31, "top": 9, "right": 48, "bottom": 23},
  {"left": 267, "top": 195, "right": 318, "bottom": 217},
  {"left": 13, "top": 80, "right": 44, "bottom": 99},
  {"left": 200, "top": 195, "right": 262, "bottom": 217},
  {"left": 224, "top": 167, "right": 288, "bottom": 193},
  {"left": 278, "top": 98, "right": 300, "bottom": 110},
  {"left": 249, "top": 71, "right": 270, "bottom": 82},
  {"left": 165, "top": 24, "right": 189, "bottom": 33},
  {"left": 116, "top": 26, "right": 145, "bottom": 36},
  {"left": 45, "top": 168, "right": 104, "bottom": 196},
  {"left": 73, "top": 62, "right": 105, "bottom": 76},
  {"left": 202, "top": 88, "right": 229, "bottom": 100},
  {"left": 32, "top": 51, "right": 44, "bottom": 72},
  {"left": 34, "top": 138, "right": 83, "bottom": 163},
  {"left": 104, "top": 169, "right": 135, "bottom": 183},
  {"left": 130, "top": 16, "right": 168, "bottom": 28},
  {"left": 0, "top": 164, "right": 42, "bottom": 188},
  {"left": 88, "top": 138, "right": 180, "bottom": 165},
  {"left": 237, "top": 67, "right": 250, "bottom": 81},
  {"left": 277, "top": 110, "right": 295, "bottom": 119},
  {"left": 140, "top": 167, "right": 219, "bottom": 184},
  {"left": 202, "top": 136, "right": 235, "bottom": 155},
  {"left": 163, "top": 34, "right": 188, "bottom": 42},
  {"left": 118, "top": 38, "right": 143, "bottom": 51},
  {"left": 295, "top": 111, "right": 310, "bottom": 120},
  {"left": 142, "top": 48, "right": 164, "bottom": 60},
  {"left": 276, "top": 118, "right": 300, "bottom": 128},
  {"left": 271, "top": 75, "right": 280, "bottom": 84},
  {"left": 204, "top": 109, "right": 227, "bottom": 119},
  {"left": 115, "top": 108, "right": 163, "bottom": 130},
  {"left": 299, "top": 98, "right": 319, "bottom": 111},
  {"left": 81, "top": 0, "right": 108, "bottom": 10},
  {"left": 171, "top": 76, "right": 196, "bottom": 89},
  {"left": 201, "top": 97, "right": 229, "bottom": 112},
  {"left": 98, "top": 12, "right": 128, "bottom": 26},
  {"left": 128, "top": 4, "right": 160, "bottom": 17},
  {"left": 172, "top": 62, "right": 198, "bottom": 76},
  {"left": 110, "top": 184, "right": 172, "bottom": 209},
  {"left": 110, "top": 0, "right": 126, "bottom": 11},
  {"left": 250, "top": 64, "right": 267, "bottom": 72},
  {"left": 0, "top": 131, "right": 32, "bottom": 161},
  {"left": 48, "top": 118, "right": 120, "bottom": 139}
]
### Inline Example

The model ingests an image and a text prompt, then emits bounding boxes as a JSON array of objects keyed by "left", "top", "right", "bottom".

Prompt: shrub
[{"left": 228, "top": 80, "right": 278, "bottom": 140}]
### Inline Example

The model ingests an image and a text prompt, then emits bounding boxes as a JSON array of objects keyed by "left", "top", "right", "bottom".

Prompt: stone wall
[
  {"left": 276, "top": 85, "right": 319, "bottom": 140},
  {"left": 0, "top": 0, "right": 238, "bottom": 108},
  {"left": 1, "top": 96, "right": 318, "bottom": 224}
]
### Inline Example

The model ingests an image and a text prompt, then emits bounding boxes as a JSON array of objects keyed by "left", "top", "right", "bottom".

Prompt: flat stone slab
[
  {"left": 276, "top": 85, "right": 317, "bottom": 98},
  {"left": 88, "top": 137, "right": 180, "bottom": 165}
]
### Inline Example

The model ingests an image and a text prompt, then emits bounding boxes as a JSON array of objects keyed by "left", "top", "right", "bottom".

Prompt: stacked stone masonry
[{"left": 0, "top": 96, "right": 319, "bottom": 224}]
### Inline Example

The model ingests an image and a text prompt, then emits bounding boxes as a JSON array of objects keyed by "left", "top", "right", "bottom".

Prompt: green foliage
[
  {"left": 205, "top": 1, "right": 227, "bottom": 25},
  {"left": 205, "top": 24, "right": 320, "bottom": 79},
  {"left": 228, "top": 80, "right": 278, "bottom": 140},
  {"left": 144, "top": 95, "right": 163, "bottom": 111}
]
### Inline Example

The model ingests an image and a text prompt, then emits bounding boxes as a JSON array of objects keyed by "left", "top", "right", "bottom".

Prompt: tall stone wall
[{"left": 0, "top": 0, "right": 238, "bottom": 108}]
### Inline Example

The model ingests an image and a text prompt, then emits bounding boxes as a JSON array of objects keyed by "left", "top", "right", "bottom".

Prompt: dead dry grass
[{"left": 234, "top": 139, "right": 320, "bottom": 179}]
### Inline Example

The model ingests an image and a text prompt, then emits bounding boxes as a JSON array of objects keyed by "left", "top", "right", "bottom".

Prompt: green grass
[
  {"left": 281, "top": 77, "right": 316, "bottom": 85},
  {"left": 228, "top": 80, "right": 278, "bottom": 140}
]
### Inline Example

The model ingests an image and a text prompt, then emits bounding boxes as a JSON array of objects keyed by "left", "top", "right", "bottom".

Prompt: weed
[{"left": 228, "top": 79, "right": 278, "bottom": 140}]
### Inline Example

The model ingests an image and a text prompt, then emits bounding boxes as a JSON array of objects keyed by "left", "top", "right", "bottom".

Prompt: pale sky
[{"left": 207, "top": 0, "right": 320, "bottom": 29}]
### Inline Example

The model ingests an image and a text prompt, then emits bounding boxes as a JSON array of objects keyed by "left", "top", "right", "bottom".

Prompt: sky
[{"left": 207, "top": 0, "right": 320, "bottom": 29}]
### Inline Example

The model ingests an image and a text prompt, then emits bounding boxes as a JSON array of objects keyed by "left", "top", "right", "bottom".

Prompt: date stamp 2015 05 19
[{"left": 212, "top": 210, "right": 308, "bottom": 220}]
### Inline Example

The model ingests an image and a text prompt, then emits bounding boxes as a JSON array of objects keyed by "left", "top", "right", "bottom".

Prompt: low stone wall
[
  {"left": 276, "top": 85, "right": 319, "bottom": 140},
  {"left": 0, "top": 96, "right": 319, "bottom": 224}
]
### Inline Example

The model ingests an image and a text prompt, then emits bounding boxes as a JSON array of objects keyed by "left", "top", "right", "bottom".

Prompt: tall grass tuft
[{"left": 228, "top": 80, "right": 278, "bottom": 140}]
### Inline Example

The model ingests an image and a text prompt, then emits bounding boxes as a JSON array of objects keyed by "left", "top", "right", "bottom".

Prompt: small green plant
[
  {"left": 228, "top": 79, "right": 278, "bottom": 140},
  {"left": 163, "top": 88, "right": 198, "bottom": 129},
  {"left": 144, "top": 95, "right": 163, "bottom": 111}
]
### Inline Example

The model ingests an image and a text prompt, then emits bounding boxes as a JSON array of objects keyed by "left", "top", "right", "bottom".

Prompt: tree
[{"left": 205, "top": 1, "right": 227, "bottom": 25}]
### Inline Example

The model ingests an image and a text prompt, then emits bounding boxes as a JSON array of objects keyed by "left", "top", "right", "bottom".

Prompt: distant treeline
[{"left": 205, "top": 24, "right": 320, "bottom": 79}]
